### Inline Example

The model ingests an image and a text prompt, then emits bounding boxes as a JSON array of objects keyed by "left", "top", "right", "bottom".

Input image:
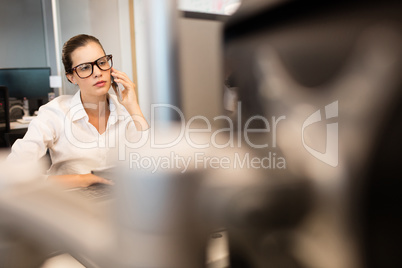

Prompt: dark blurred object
[
  {"left": 4, "top": 129, "right": 26, "bottom": 147},
  {"left": 0, "top": 86, "right": 10, "bottom": 147},
  {"left": 224, "top": 0, "right": 402, "bottom": 268},
  {"left": 224, "top": 176, "right": 313, "bottom": 268},
  {"left": 28, "top": 97, "right": 47, "bottom": 116},
  {"left": 0, "top": 87, "right": 26, "bottom": 147},
  {"left": 8, "top": 98, "right": 23, "bottom": 121}
]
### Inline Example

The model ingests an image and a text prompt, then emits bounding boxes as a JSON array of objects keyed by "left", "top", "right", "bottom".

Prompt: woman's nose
[{"left": 93, "top": 64, "right": 102, "bottom": 77}]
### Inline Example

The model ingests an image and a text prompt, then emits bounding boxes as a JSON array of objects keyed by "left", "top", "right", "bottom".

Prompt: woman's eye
[
  {"left": 98, "top": 60, "right": 106, "bottom": 66},
  {"left": 79, "top": 65, "right": 90, "bottom": 71}
]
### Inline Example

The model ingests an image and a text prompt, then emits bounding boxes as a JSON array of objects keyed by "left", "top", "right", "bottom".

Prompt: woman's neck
[
  {"left": 81, "top": 93, "right": 110, "bottom": 117},
  {"left": 80, "top": 93, "right": 110, "bottom": 134}
]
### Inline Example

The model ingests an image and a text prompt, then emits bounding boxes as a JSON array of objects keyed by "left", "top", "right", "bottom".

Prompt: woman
[{"left": 7, "top": 34, "right": 149, "bottom": 188}]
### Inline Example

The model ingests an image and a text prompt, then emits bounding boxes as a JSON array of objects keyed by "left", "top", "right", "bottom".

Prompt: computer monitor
[{"left": 0, "top": 67, "right": 51, "bottom": 99}]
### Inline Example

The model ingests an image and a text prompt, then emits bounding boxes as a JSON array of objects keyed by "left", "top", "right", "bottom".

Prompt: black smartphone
[{"left": 111, "top": 75, "right": 123, "bottom": 101}]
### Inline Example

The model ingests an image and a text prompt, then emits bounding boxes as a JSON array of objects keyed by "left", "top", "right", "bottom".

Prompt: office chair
[
  {"left": 4, "top": 130, "right": 27, "bottom": 147},
  {"left": 0, "top": 86, "right": 26, "bottom": 147},
  {"left": 0, "top": 86, "right": 10, "bottom": 148}
]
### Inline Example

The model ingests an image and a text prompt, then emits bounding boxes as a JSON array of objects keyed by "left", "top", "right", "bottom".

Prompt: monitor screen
[{"left": 0, "top": 68, "right": 51, "bottom": 99}]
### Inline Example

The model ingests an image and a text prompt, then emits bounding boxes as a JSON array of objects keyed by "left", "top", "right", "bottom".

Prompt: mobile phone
[{"left": 111, "top": 75, "right": 123, "bottom": 101}]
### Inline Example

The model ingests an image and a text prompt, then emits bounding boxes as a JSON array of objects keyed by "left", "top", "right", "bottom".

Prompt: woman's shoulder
[
  {"left": 31, "top": 94, "right": 78, "bottom": 125},
  {"left": 39, "top": 93, "right": 76, "bottom": 113},
  {"left": 48, "top": 94, "right": 75, "bottom": 106}
]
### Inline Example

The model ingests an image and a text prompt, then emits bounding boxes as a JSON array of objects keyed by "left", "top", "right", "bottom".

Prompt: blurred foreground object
[{"left": 224, "top": 0, "right": 402, "bottom": 267}]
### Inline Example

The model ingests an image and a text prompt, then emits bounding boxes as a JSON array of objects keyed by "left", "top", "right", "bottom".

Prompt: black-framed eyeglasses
[{"left": 69, "top": 54, "right": 113, "bottom": 79}]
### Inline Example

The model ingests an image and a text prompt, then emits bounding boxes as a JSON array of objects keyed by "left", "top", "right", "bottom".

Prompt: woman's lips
[{"left": 94, "top": 81, "right": 106, "bottom": 87}]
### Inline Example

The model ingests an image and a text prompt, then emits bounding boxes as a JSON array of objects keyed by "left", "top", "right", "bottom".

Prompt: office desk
[
  {"left": 10, "top": 121, "right": 29, "bottom": 130},
  {"left": 41, "top": 254, "right": 85, "bottom": 268},
  {"left": 48, "top": 186, "right": 229, "bottom": 268},
  {"left": 40, "top": 231, "right": 229, "bottom": 268}
]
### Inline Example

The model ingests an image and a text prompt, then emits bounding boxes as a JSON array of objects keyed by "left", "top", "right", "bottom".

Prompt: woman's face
[{"left": 67, "top": 41, "right": 111, "bottom": 99}]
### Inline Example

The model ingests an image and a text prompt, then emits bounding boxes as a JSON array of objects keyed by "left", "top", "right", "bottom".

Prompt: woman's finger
[
  {"left": 111, "top": 70, "right": 133, "bottom": 90},
  {"left": 110, "top": 68, "right": 139, "bottom": 105},
  {"left": 91, "top": 174, "right": 114, "bottom": 185},
  {"left": 111, "top": 68, "right": 130, "bottom": 82}
]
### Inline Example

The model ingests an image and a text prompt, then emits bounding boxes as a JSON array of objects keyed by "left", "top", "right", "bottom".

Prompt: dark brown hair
[{"left": 62, "top": 34, "right": 105, "bottom": 75}]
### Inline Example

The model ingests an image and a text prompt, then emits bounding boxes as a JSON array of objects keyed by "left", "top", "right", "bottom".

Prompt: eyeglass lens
[{"left": 75, "top": 56, "right": 112, "bottom": 78}]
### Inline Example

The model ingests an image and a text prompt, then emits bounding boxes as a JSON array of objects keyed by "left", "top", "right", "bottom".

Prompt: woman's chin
[{"left": 93, "top": 86, "right": 110, "bottom": 95}]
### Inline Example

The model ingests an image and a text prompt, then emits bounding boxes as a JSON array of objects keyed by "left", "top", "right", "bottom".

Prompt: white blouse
[{"left": 7, "top": 91, "right": 138, "bottom": 175}]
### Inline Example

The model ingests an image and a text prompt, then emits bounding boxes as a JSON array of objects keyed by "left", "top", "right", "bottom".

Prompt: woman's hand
[
  {"left": 111, "top": 67, "right": 138, "bottom": 107},
  {"left": 111, "top": 67, "right": 149, "bottom": 130},
  {"left": 48, "top": 173, "right": 113, "bottom": 189}
]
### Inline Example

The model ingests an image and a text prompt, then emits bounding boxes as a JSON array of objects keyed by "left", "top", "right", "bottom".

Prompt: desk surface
[
  {"left": 40, "top": 231, "right": 229, "bottom": 268},
  {"left": 10, "top": 121, "right": 29, "bottom": 130}
]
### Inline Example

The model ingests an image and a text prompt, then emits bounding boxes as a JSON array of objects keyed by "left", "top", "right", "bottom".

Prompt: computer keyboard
[{"left": 77, "top": 183, "right": 114, "bottom": 200}]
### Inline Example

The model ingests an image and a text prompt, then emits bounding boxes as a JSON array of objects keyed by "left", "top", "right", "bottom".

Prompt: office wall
[
  {"left": 133, "top": 1, "right": 224, "bottom": 121},
  {"left": 42, "top": 0, "right": 57, "bottom": 75},
  {"left": 133, "top": 0, "right": 150, "bottom": 119},
  {"left": 0, "top": 0, "right": 48, "bottom": 68},
  {"left": 178, "top": 17, "right": 224, "bottom": 121},
  {"left": 0, "top": 0, "right": 59, "bottom": 78}
]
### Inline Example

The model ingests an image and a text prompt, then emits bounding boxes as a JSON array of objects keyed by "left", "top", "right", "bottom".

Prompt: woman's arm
[
  {"left": 48, "top": 173, "right": 113, "bottom": 189},
  {"left": 7, "top": 105, "right": 60, "bottom": 164},
  {"left": 111, "top": 67, "right": 149, "bottom": 131}
]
